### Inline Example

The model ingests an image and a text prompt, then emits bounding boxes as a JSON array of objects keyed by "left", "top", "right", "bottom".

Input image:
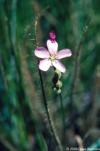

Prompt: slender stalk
[
  {"left": 34, "top": 14, "right": 63, "bottom": 151},
  {"left": 59, "top": 93, "right": 66, "bottom": 150},
  {"left": 38, "top": 68, "right": 63, "bottom": 151},
  {"left": 70, "top": 24, "right": 89, "bottom": 110}
]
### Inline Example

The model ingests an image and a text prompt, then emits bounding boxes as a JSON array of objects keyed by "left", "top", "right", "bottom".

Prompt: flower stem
[
  {"left": 59, "top": 93, "right": 66, "bottom": 149},
  {"left": 38, "top": 68, "right": 63, "bottom": 151}
]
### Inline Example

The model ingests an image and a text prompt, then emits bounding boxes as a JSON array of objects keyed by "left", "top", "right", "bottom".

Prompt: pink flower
[{"left": 34, "top": 33, "right": 72, "bottom": 73}]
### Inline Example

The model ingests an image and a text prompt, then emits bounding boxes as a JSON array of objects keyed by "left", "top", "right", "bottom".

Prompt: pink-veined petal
[
  {"left": 47, "top": 40, "right": 58, "bottom": 54},
  {"left": 52, "top": 60, "right": 66, "bottom": 73},
  {"left": 35, "top": 47, "right": 49, "bottom": 58},
  {"left": 57, "top": 49, "right": 72, "bottom": 59},
  {"left": 39, "top": 59, "right": 51, "bottom": 71}
]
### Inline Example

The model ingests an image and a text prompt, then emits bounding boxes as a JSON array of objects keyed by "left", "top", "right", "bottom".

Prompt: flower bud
[
  {"left": 56, "top": 80, "right": 62, "bottom": 88},
  {"left": 55, "top": 69, "right": 62, "bottom": 78},
  {"left": 57, "top": 89, "right": 61, "bottom": 94},
  {"left": 49, "top": 31, "right": 56, "bottom": 42}
]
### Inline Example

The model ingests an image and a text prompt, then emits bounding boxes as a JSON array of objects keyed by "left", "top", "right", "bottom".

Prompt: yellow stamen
[{"left": 49, "top": 55, "right": 56, "bottom": 61}]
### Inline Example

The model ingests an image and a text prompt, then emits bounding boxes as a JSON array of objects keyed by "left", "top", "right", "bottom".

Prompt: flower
[{"left": 34, "top": 32, "right": 72, "bottom": 73}]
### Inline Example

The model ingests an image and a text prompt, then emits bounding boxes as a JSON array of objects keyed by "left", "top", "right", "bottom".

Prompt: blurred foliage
[{"left": 0, "top": 0, "right": 100, "bottom": 151}]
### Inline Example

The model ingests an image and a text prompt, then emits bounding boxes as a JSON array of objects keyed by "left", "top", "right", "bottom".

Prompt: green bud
[
  {"left": 56, "top": 80, "right": 62, "bottom": 88},
  {"left": 53, "top": 87, "right": 57, "bottom": 91},
  {"left": 57, "top": 89, "right": 61, "bottom": 94}
]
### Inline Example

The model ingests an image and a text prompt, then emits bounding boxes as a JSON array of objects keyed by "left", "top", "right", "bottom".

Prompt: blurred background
[{"left": 0, "top": 0, "right": 100, "bottom": 150}]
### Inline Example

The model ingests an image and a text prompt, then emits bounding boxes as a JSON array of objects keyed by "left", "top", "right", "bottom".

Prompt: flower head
[{"left": 34, "top": 32, "right": 72, "bottom": 73}]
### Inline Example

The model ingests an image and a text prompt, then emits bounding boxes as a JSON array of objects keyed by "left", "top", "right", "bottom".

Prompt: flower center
[{"left": 49, "top": 55, "right": 56, "bottom": 61}]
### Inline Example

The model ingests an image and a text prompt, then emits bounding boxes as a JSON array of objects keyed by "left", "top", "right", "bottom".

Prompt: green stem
[{"left": 38, "top": 68, "right": 63, "bottom": 151}]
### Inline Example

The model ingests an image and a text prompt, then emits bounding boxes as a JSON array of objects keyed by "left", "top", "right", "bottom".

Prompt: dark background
[{"left": 0, "top": 0, "right": 100, "bottom": 150}]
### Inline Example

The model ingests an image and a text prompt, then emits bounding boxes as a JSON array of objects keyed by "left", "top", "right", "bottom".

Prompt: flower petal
[
  {"left": 39, "top": 59, "right": 51, "bottom": 71},
  {"left": 57, "top": 49, "right": 72, "bottom": 59},
  {"left": 52, "top": 60, "right": 66, "bottom": 73},
  {"left": 47, "top": 40, "right": 58, "bottom": 54},
  {"left": 35, "top": 47, "right": 49, "bottom": 58}
]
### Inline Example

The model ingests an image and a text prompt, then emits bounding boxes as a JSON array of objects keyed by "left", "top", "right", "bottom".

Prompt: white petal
[
  {"left": 39, "top": 59, "right": 51, "bottom": 71},
  {"left": 52, "top": 60, "right": 66, "bottom": 73},
  {"left": 57, "top": 49, "right": 72, "bottom": 59},
  {"left": 35, "top": 47, "right": 49, "bottom": 58},
  {"left": 47, "top": 40, "right": 58, "bottom": 54}
]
